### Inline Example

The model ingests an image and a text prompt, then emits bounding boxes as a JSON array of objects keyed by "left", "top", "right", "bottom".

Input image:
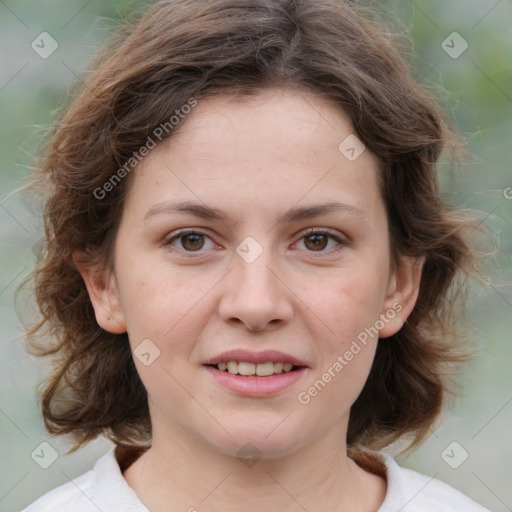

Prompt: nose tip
[{"left": 218, "top": 253, "right": 294, "bottom": 332}]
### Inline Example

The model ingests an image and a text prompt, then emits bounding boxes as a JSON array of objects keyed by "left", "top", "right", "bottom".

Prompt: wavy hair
[{"left": 22, "top": 0, "right": 478, "bottom": 462}]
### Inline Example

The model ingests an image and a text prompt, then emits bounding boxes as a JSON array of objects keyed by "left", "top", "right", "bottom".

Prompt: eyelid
[{"left": 299, "top": 226, "right": 347, "bottom": 240}]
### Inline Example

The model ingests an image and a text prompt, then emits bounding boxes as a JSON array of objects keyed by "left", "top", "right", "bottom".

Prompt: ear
[
  {"left": 73, "top": 250, "right": 127, "bottom": 334},
  {"left": 378, "top": 255, "right": 424, "bottom": 338}
]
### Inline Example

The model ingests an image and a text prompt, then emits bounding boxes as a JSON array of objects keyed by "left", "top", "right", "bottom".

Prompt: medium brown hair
[{"left": 22, "top": 0, "right": 477, "bottom": 459}]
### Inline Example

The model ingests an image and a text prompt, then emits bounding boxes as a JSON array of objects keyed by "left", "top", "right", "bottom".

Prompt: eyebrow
[{"left": 143, "top": 200, "right": 366, "bottom": 225}]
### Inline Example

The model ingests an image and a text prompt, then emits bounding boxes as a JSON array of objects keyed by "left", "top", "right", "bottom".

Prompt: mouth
[
  {"left": 202, "top": 350, "right": 309, "bottom": 396},
  {"left": 202, "top": 349, "right": 309, "bottom": 396}
]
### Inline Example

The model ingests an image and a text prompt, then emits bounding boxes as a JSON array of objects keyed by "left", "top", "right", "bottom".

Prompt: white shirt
[{"left": 20, "top": 446, "right": 490, "bottom": 511}]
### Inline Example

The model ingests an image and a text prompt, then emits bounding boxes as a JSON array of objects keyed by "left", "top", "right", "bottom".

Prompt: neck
[{"left": 121, "top": 420, "right": 386, "bottom": 512}]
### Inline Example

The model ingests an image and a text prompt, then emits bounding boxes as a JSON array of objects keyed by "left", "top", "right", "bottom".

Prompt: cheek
[
  {"left": 301, "top": 285, "right": 380, "bottom": 416},
  {"left": 321, "top": 287, "right": 380, "bottom": 382},
  {"left": 300, "top": 258, "right": 388, "bottom": 395},
  {"left": 314, "top": 265, "right": 388, "bottom": 336},
  {"left": 298, "top": 324, "right": 378, "bottom": 422},
  {"left": 116, "top": 258, "right": 198, "bottom": 337},
  {"left": 117, "top": 264, "right": 224, "bottom": 374}
]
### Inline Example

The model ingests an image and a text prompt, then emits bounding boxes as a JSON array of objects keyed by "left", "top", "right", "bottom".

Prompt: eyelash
[{"left": 163, "top": 228, "right": 347, "bottom": 257}]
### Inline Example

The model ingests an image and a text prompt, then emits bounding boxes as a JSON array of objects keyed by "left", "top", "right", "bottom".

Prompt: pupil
[
  {"left": 183, "top": 234, "right": 204, "bottom": 251},
  {"left": 306, "top": 234, "right": 327, "bottom": 251}
]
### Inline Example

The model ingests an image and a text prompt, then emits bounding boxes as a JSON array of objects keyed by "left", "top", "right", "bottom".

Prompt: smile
[{"left": 203, "top": 364, "right": 307, "bottom": 397}]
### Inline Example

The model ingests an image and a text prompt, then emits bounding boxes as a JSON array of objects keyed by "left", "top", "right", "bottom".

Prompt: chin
[{"left": 203, "top": 425, "right": 305, "bottom": 461}]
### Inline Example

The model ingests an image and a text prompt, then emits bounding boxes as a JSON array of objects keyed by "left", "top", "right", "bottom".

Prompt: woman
[{"left": 21, "top": 1, "right": 489, "bottom": 510}]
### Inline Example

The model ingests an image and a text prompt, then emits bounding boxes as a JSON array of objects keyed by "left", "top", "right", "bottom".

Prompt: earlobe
[
  {"left": 72, "top": 250, "right": 127, "bottom": 334},
  {"left": 378, "top": 256, "right": 424, "bottom": 338}
]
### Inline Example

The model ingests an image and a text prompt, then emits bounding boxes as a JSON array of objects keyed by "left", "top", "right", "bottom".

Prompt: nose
[{"left": 218, "top": 246, "right": 294, "bottom": 332}]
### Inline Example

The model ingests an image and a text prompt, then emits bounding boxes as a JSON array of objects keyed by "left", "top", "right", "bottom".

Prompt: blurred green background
[{"left": 0, "top": 1, "right": 510, "bottom": 510}]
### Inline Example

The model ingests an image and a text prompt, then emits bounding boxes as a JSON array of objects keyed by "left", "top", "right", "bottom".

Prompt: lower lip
[{"left": 203, "top": 365, "right": 308, "bottom": 397}]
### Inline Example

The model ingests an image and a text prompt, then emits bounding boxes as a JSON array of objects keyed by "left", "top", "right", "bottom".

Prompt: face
[{"left": 79, "top": 88, "right": 421, "bottom": 459}]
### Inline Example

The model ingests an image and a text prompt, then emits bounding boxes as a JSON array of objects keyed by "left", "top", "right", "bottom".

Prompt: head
[{"left": 25, "top": 0, "right": 474, "bottom": 462}]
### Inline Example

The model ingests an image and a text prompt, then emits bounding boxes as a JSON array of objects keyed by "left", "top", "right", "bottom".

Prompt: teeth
[
  {"left": 238, "top": 362, "right": 256, "bottom": 375},
  {"left": 227, "top": 361, "right": 238, "bottom": 374},
  {"left": 216, "top": 361, "right": 297, "bottom": 376},
  {"left": 256, "top": 361, "right": 274, "bottom": 376}
]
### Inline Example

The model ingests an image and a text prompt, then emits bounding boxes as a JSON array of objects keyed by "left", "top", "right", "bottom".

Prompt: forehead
[
  {"left": 124, "top": 88, "right": 383, "bottom": 223},
  {"left": 160, "top": 89, "right": 375, "bottom": 166}
]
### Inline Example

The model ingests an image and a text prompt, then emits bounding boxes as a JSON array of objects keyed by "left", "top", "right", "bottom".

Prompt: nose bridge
[
  {"left": 218, "top": 235, "right": 293, "bottom": 330},
  {"left": 233, "top": 237, "right": 282, "bottom": 299}
]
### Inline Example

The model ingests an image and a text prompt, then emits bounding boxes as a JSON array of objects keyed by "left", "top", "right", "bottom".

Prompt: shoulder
[
  {"left": 19, "top": 466, "right": 98, "bottom": 512},
  {"left": 377, "top": 452, "right": 491, "bottom": 512},
  {"left": 20, "top": 446, "right": 149, "bottom": 512}
]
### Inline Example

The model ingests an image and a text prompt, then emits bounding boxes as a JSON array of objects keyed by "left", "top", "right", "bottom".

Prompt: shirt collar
[{"left": 91, "top": 445, "right": 149, "bottom": 512}]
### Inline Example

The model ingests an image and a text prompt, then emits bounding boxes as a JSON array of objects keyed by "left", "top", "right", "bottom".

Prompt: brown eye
[
  {"left": 304, "top": 233, "right": 329, "bottom": 251},
  {"left": 165, "top": 230, "right": 214, "bottom": 253},
  {"left": 297, "top": 229, "right": 346, "bottom": 254},
  {"left": 180, "top": 233, "right": 205, "bottom": 251}
]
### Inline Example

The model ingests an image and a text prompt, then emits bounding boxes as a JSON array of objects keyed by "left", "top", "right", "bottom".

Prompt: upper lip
[{"left": 203, "top": 349, "right": 309, "bottom": 367}]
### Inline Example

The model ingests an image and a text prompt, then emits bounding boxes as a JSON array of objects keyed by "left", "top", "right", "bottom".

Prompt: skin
[{"left": 76, "top": 88, "right": 423, "bottom": 512}]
